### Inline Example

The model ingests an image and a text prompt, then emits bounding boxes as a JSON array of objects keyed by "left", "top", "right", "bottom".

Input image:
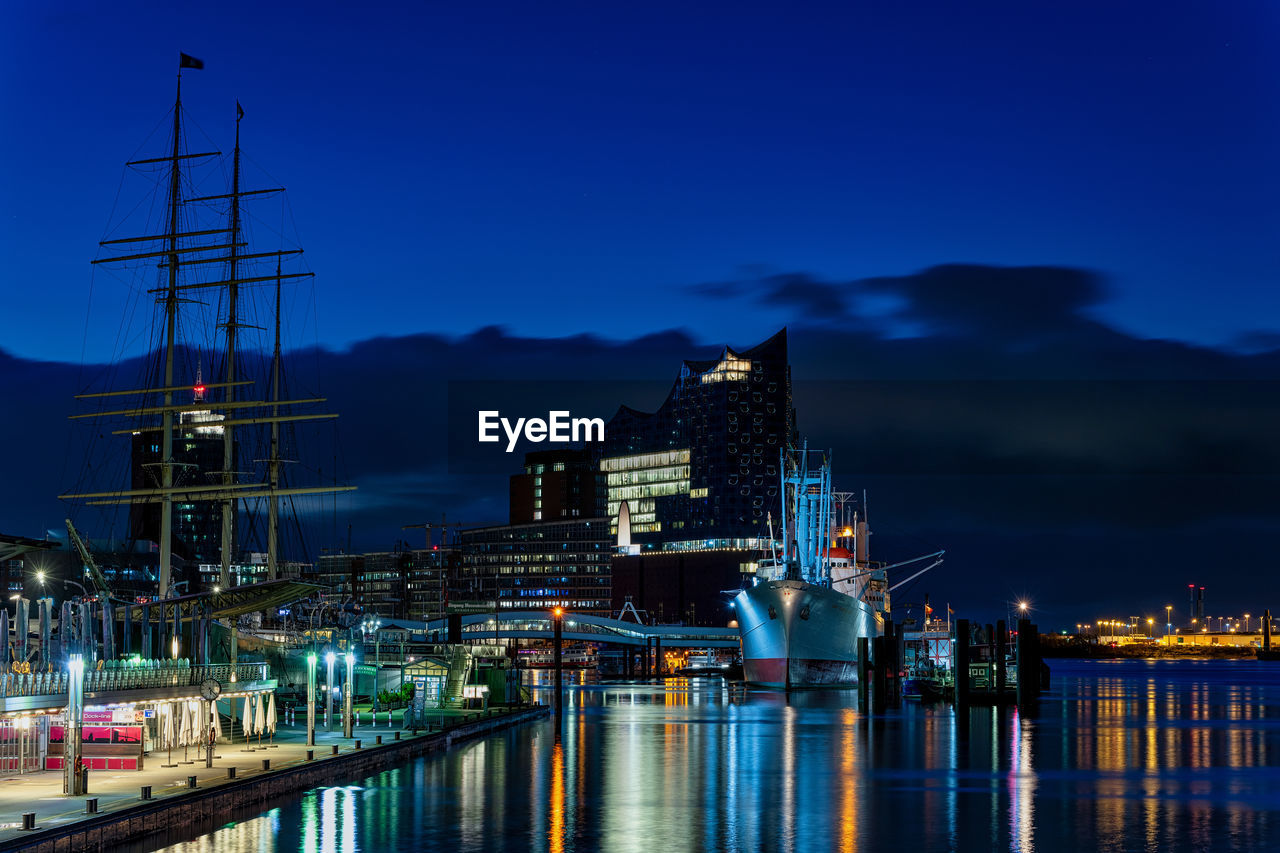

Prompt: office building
[{"left": 603, "top": 328, "right": 796, "bottom": 551}]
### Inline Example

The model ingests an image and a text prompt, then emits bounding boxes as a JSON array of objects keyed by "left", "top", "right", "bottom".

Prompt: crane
[
  {"left": 64, "top": 518, "right": 114, "bottom": 600},
  {"left": 402, "top": 513, "right": 464, "bottom": 549}
]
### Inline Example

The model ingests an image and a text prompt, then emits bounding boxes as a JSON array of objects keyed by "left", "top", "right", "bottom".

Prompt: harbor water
[{"left": 144, "top": 659, "right": 1280, "bottom": 852}]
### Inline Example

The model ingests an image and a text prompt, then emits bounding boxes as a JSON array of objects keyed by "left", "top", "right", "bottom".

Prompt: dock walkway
[{"left": 0, "top": 703, "right": 542, "bottom": 850}]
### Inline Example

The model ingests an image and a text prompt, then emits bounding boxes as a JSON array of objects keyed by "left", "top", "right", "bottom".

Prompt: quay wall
[{"left": 0, "top": 705, "right": 550, "bottom": 853}]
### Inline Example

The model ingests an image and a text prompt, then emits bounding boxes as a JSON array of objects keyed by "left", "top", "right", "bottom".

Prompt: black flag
[
  {"left": 237, "top": 101, "right": 244, "bottom": 120},
  {"left": 179, "top": 52, "right": 205, "bottom": 70}
]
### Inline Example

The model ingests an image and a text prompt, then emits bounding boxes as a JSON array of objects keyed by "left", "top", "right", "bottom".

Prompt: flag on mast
[
  {"left": 237, "top": 101, "right": 245, "bottom": 121},
  {"left": 179, "top": 53, "right": 205, "bottom": 70}
]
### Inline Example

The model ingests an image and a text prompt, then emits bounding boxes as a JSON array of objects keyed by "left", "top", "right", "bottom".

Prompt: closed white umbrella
[
  {"left": 177, "top": 701, "right": 190, "bottom": 747},
  {"left": 266, "top": 693, "right": 277, "bottom": 735},
  {"left": 242, "top": 695, "right": 253, "bottom": 738},
  {"left": 212, "top": 702, "right": 224, "bottom": 742},
  {"left": 254, "top": 693, "right": 266, "bottom": 745},
  {"left": 165, "top": 703, "right": 176, "bottom": 749}
]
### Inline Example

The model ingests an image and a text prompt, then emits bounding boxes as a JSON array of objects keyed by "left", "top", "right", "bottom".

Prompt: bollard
[
  {"left": 955, "top": 619, "right": 971, "bottom": 711},
  {"left": 228, "top": 767, "right": 237, "bottom": 779},
  {"left": 21, "top": 813, "right": 35, "bottom": 831},
  {"left": 261, "top": 759, "right": 270, "bottom": 771},
  {"left": 354, "top": 740, "right": 361, "bottom": 750},
  {"left": 1016, "top": 618, "right": 1032, "bottom": 708},
  {"left": 306, "top": 750, "right": 314, "bottom": 761},
  {"left": 872, "top": 636, "right": 887, "bottom": 713},
  {"left": 85, "top": 798, "right": 98, "bottom": 814},
  {"left": 857, "top": 636, "right": 869, "bottom": 713},
  {"left": 332, "top": 745, "right": 339, "bottom": 755},
  {"left": 140, "top": 785, "right": 152, "bottom": 801},
  {"left": 995, "top": 619, "right": 1008, "bottom": 699},
  {"left": 187, "top": 776, "right": 198, "bottom": 789},
  {"left": 376, "top": 735, "right": 383, "bottom": 745}
]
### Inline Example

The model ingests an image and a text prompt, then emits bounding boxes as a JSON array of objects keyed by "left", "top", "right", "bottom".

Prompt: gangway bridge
[{"left": 377, "top": 611, "right": 740, "bottom": 649}]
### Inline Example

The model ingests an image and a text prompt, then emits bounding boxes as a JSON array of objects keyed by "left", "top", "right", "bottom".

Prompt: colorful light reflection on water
[{"left": 146, "top": 659, "right": 1280, "bottom": 852}]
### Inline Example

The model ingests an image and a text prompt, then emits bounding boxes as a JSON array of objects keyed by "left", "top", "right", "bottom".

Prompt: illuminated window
[{"left": 699, "top": 355, "right": 751, "bottom": 384}]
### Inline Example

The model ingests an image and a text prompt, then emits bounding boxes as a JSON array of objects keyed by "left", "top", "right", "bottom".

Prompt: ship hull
[{"left": 734, "top": 579, "right": 881, "bottom": 689}]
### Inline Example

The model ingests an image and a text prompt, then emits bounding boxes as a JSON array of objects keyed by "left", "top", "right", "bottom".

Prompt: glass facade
[
  {"left": 602, "top": 329, "right": 796, "bottom": 550},
  {"left": 129, "top": 410, "right": 230, "bottom": 575},
  {"left": 457, "top": 519, "right": 612, "bottom": 615}
]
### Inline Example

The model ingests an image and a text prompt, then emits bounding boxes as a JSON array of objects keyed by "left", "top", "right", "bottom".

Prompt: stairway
[{"left": 443, "top": 646, "right": 473, "bottom": 708}]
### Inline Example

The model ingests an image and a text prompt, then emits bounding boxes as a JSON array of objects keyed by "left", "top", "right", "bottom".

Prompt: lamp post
[
  {"left": 552, "top": 607, "right": 564, "bottom": 714},
  {"left": 1245, "top": 613, "right": 1251, "bottom": 633},
  {"left": 65, "top": 654, "right": 85, "bottom": 796},
  {"left": 306, "top": 652, "right": 317, "bottom": 746},
  {"left": 362, "top": 616, "right": 382, "bottom": 665},
  {"left": 325, "top": 652, "right": 336, "bottom": 731},
  {"left": 1166, "top": 605, "right": 1172, "bottom": 639},
  {"left": 343, "top": 651, "right": 355, "bottom": 738}
]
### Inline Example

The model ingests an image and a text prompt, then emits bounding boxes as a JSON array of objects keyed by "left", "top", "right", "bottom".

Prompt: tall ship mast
[{"left": 61, "top": 54, "right": 355, "bottom": 598}]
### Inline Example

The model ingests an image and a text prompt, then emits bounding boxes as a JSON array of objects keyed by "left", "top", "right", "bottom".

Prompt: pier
[{"left": 0, "top": 703, "right": 547, "bottom": 852}]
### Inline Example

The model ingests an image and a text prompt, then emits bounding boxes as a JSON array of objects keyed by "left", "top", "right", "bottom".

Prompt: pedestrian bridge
[{"left": 379, "top": 612, "right": 741, "bottom": 649}]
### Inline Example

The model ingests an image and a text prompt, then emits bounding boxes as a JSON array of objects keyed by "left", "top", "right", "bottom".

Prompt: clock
[{"left": 200, "top": 678, "right": 222, "bottom": 701}]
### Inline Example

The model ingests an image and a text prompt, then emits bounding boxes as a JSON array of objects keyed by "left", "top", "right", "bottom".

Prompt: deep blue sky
[
  {"left": 4, "top": 2, "right": 1280, "bottom": 628},
  {"left": 4, "top": 1, "right": 1279, "bottom": 360}
]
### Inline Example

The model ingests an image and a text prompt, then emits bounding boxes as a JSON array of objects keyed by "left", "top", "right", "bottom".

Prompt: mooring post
[
  {"left": 857, "top": 636, "right": 869, "bottom": 713},
  {"left": 1016, "top": 618, "right": 1032, "bottom": 708},
  {"left": 1030, "top": 622, "right": 1044, "bottom": 694},
  {"left": 871, "top": 636, "right": 886, "bottom": 713},
  {"left": 995, "top": 619, "right": 1007, "bottom": 699},
  {"left": 884, "top": 621, "right": 899, "bottom": 706},
  {"left": 955, "top": 619, "right": 971, "bottom": 711}
]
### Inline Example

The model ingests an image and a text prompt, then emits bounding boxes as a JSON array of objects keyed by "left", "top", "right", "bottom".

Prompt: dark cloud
[
  {"left": 693, "top": 272, "right": 854, "bottom": 320},
  {"left": 859, "top": 263, "right": 1105, "bottom": 339},
  {"left": 5, "top": 264, "right": 1280, "bottom": 626}
]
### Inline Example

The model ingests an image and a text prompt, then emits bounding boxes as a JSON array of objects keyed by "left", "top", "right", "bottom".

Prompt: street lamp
[
  {"left": 306, "top": 652, "right": 317, "bottom": 746},
  {"left": 1166, "top": 605, "right": 1172, "bottom": 638},
  {"left": 343, "top": 651, "right": 355, "bottom": 738},
  {"left": 65, "top": 654, "right": 85, "bottom": 796},
  {"left": 362, "top": 616, "right": 382, "bottom": 664},
  {"left": 1245, "top": 613, "right": 1251, "bottom": 633},
  {"left": 325, "top": 651, "right": 336, "bottom": 731},
  {"left": 552, "top": 607, "right": 564, "bottom": 714}
]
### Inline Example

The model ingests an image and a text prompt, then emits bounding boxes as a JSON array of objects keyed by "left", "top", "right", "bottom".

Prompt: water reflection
[{"left": 149, "top": 662, "right": 1280, "bottom": 853}]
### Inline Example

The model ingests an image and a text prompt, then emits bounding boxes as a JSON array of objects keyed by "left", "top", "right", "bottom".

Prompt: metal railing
[{"left": 0, "top": 660, "right": 272, "bottom": 698}]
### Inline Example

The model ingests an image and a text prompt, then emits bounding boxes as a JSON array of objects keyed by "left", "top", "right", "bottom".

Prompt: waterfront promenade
[{"left": 0, "top": 703, "right": 542, "bottom": 850}]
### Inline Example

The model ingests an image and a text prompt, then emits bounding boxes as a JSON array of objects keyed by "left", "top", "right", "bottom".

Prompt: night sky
[{"left": 3, "top": 2, "right": 1279, "bottom": 628}]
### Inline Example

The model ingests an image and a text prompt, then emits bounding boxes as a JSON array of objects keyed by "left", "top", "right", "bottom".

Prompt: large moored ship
[{"left": 734, "top": 445, "right": 942, "bottom": 689}]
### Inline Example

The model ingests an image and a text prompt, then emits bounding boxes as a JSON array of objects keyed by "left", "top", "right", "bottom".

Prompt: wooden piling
[
  {"left": 1016, "top": 618, "right": 1035, "bottom": 707},
  {"left": 954, "top": 619, "right": 970, "bottom": 710},
  {"left": 995, "top": 619, "right": 1007, "bottom": 698},
  {"left": 857, "top": 636, "right": 869, "bottom": 713}
]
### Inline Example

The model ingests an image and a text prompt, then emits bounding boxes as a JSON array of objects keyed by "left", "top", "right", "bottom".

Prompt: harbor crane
[{"left": 64, "top": 518, "right": 114, "bottom": 600}]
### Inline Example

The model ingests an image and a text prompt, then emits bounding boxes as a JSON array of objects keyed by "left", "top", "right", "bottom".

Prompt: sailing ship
[
  {"left": 60, "top": 54, "right": 354, "bottom": 600},
  {"left": 733, "top": 445, "right": 943, "bottom": 689}
]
